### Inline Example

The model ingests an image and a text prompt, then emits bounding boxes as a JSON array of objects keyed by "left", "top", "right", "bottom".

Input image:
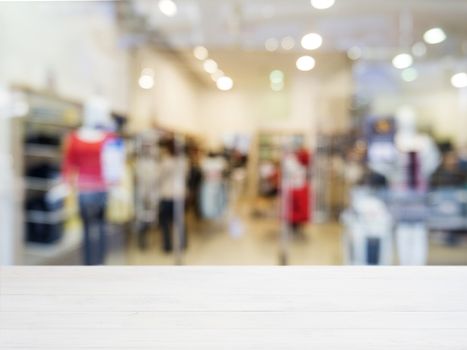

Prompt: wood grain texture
[{"left": 1, "top": 267, "right": 467, "bottom": 349}]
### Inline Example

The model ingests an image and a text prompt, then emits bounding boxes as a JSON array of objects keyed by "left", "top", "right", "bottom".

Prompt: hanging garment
[
  {"left": 287, "top": 185, "right": 310, "bottom": 224},
  {"left": 200, "top": 157, "right": 227, "bottom": 219},
  {"left": 106, "top": 162, "right": 134, "bottom": 224},
  {"left": 283, "top": 150, "right": 312, "bottom": 225},
  {"left": 200, "top": 181, "right": 226, "bottom": 219}
]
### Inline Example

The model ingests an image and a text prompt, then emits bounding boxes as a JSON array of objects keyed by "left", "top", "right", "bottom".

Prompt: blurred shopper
[
  {"left": 187, "top": 148, "right": 203, "bottom": 220},
  {"left": 459, "top": 144, "right": 467, "bottom": 174},
  {"left": 158, "top": 140, "right": 187, "bottom": 252},
  {"left": 134, "top": 131, "right": 160, "bottom": 250},
  {"left": 429, "top": 144, "right": 467, "bottom": 246},
  {"left": 431, "top": 146, "right": 466, "bottom": 188}
]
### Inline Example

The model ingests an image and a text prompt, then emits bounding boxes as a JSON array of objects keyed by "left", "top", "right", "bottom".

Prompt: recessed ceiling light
[
  {"left": 392, "top": 53, "right": 413, "bottom": 69},
  {"left": 423, "top": 27, "right": 446, "bottom": 45},
  {"left": 158, "top": 0, "right": 177, "bottom": 17},
  {"left": 451, "top": 73, "right": 467, "bottom": 88},
  {"left": 193, "top": 46, "right": 208, "bottom": 60},
  {"left": 301, "top": 33, "right": 323, "bottom": 50},
  {"left": 217, "top": 76, "right": 234, "bottom": 91},
  {"left": 401, "top": 68, "right": 418, "bottom": 82},
  {"left": 203, "top": 59, "right": 218, "bottom": 74},
  {"left": 310, "top": 0, "right": 335, "bottom": 10},
  {"left": 265, "top": 38, "right": 279, "bottom": 52},
  {"left": 281, "top": 37, "right": 295, "bottom": 50},
  {"left": 296, "top": 56, "right": 316, "bottom": 71}
]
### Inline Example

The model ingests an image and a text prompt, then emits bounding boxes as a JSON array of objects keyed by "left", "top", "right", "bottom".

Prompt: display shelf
[
  {"left": 24, "top": 145, "right": 61, "bottom": 159},
  {"left": 27, "top": 119, "right": 78, "bottom": 129},
  {"left": 25, "top": 177, "right": 61, "bottom": 191},
  {"left": 26, "top": 209, "right": 76, "bottom": 224},
  {"left": 18, "top": 88, "right": 82, "bottom": 248}
]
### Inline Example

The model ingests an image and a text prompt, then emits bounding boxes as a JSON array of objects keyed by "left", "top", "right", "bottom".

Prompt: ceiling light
[
  {"left": 411, "top": 42, "right": 427, "bottom": 57},
  {"left": 347, "top": 46, "right": 362, "bottom": 60},
  {"left": 423, "top": 27, "right": 446, "bottom": 45},
  {"left": 158, "top": 0, "right": 177, "bottom": 17},
  {"left": 270, "top": 70, "right": 284, "bottom": 84},
  {"left": 265, "top": 38, "right": 279, "bottom": 52},
  {"left": 310, "top": 0, "right": 335, "bottom": 10},
  {"left": 281, "top": 37, "right": 295, "bottom": 50},
  {"left": 401, "top": 68, "right": 418, "bottom": 82},
  {"left": 217, "top": 76, "right": 234, "bottom": 91},
  {"left": 203, "top": 59, "right": 218, "bottom": 74},
  {"left": 392, "top": 53, "right": 413, "bottom": 69},
  {"left": 193, "top": 46, "right": 208, "bottom": 60},
  {"left": 451, "top": 73, "right": 467, "bottom": 88},
  {"left": 296, "top": 56, "right": 316, "bottom": 71},
  {"left": 301, "top": 33, "right": 322, "bottom": 50},
  {"left": 138, "top": 69, "right": 155, "bottom": 90}
]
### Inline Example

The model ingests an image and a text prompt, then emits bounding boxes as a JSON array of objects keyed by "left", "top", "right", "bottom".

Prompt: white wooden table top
[{"left": 1, "top": 267, "right": 467, "bottom": 349}]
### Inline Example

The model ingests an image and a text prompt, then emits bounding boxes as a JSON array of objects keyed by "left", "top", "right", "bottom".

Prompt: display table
[{"left": 1, "top": 267, "right": 466, "bottom": 349}]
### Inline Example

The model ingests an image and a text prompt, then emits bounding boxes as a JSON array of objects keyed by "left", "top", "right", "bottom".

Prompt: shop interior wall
[
  {"left": 373, "top": 88, "right": 467, "bottom": 146},
  {"left": 128, "top": 48, "right": 203, "bottom": 136},
  {"left": 0, "top": 1, "right": 354, "bottom": 148},
  {"left": 197, "top": 58, "right": 353, "bottom": 149},
  {"left": 0, "top": 2, "right": 130, "bottom": 113}
]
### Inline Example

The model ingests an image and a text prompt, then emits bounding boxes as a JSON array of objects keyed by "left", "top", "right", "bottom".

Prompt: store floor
[
  {"left": 126, "top": 217, "right": 344, "bottom": 266},
  {"left": 124, "top": 218, "right": 467, "bottom": 266}
]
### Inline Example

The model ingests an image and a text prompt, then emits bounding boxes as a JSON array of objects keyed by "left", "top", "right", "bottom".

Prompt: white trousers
[{"left": 396, "top": 223, "right": 428, "bottom": 265}]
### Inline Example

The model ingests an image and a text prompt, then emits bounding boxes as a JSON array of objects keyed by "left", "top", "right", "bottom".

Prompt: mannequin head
[{"left": 83, "top": 95, "right": 113, "bottom": 130}]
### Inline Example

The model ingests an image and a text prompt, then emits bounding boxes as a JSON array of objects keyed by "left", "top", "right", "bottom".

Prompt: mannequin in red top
[{"left": 62, "top": 96, "right": 123, "bottom": 265}]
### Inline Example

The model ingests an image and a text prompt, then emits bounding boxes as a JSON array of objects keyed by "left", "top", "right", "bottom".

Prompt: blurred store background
[{"left": 1, "top": 0, "right": 467, "bottom": 266}]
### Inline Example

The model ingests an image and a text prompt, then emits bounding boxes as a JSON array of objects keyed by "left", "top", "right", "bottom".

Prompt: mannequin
[
  {"left": 283, "top": 144, "right": 311, "bottom": 234},
  {"left": 369, "top": 106, "right": 440, "bottom": 265},
  {"left": 62, "top": 95, "right": 123, "bottom": 265}
]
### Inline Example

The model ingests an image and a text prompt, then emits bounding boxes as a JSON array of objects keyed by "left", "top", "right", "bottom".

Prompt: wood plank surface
[{"left": 1, "top": 267, "right": 467, "bottom": 349}]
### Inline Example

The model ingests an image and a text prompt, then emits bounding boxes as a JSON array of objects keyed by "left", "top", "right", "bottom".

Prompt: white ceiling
[
  {"left": 131, "top": 0, "right": 467, "bottom": 56},
  {"left": 124, "top": 0, "right": 467, "bottom": 92}
]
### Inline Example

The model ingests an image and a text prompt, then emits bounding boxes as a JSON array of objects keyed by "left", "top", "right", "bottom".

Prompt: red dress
[{"left": 285, "top": 149, "right": 312, "bottom": 224}]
